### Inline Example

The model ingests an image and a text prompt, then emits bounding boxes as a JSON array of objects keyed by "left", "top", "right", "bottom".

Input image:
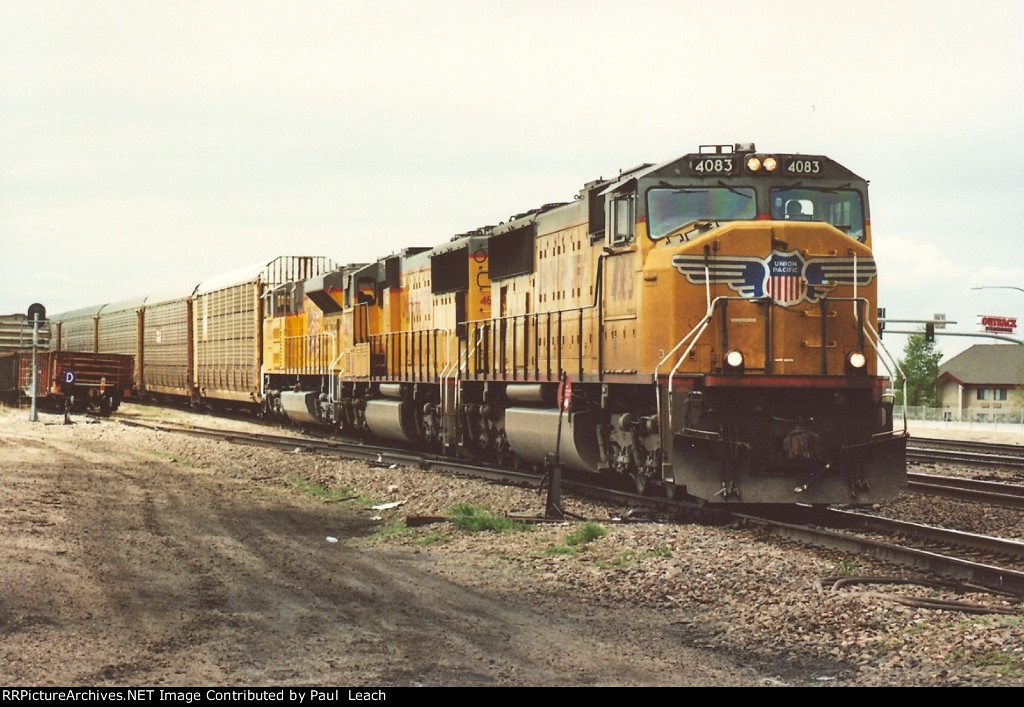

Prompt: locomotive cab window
[
  {"left": 267, "top": 285, "right": 298, "bottom": 316},
  {"left": 610, "top": 195, "right": 635, "bottom": 246},
  {"left": 646, "top": 186, "right": 756, "bottom": 240},
  {"left": 770, "top": 187, "right": 865, "bottom": 241}
]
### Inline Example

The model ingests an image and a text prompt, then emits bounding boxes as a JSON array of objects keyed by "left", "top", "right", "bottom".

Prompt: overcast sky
[{"left": 2, "top": 0, "right": 1022, "bottom": 361}]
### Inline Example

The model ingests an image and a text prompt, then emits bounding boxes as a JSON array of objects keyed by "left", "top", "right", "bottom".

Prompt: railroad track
[
  {"left": 908, "top": 437, "right": 1024, "bottom": 470},
  {"left": 748, "top": 507, "right": 1024, "bottom": 600},
  {"left": 908, "top": 472, "right": 1024, "bottom": 509},
  {"left": 114, "top": 416, "right": 548, "bottom": 490}
]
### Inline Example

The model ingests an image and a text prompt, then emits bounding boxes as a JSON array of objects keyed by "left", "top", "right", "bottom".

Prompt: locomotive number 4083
[
  {"left": 692, "top": 157, "right": 734, "bottom": 174},
  {"left": 786, "top": 159, "right": 821, "bottom": 174}
]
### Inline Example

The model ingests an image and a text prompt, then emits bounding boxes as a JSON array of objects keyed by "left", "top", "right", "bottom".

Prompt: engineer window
[
  {"left": 770, "top": 187, "right": 866, "bottom": 241},
  {"left": 610, "top": 196, "right": 634, "bottom": 246},
  {"left": 646, "top": 186, "right": 756, "bottom": 240}
]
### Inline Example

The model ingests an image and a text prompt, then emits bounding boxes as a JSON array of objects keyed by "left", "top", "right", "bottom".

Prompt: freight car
[
  {"left": 50, "top": 256, "right": 337, "bottom": 408},
  {"left": 263, "top": 143, "right": 907, "bottom": 505},
  {"left": 0, "top": 312, "right": 50, "bottom": 353},
  {"left": 0, "top": 350, "right": 133, "bottom": 414}
]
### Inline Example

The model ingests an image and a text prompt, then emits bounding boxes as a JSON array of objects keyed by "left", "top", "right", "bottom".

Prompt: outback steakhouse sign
[{"left": 977, "top": 315, "right": 1018, "bottom": 334}]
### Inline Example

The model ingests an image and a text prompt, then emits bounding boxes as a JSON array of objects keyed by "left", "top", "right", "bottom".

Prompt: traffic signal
[{"left": 925, "top": 322, "right": 935, "bottom": 342}]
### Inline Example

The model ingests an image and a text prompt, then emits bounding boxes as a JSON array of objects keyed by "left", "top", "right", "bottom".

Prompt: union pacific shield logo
[
  {"left": 767, "top": 251, "right": 805, "bottom": 306},
  {"left": 672, "top": 250, "right": 877, "bottom": 307}
]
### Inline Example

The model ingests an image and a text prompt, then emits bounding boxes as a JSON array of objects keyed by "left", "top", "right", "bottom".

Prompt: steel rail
[
  {"left": 737, "top": 509, "right": 1024, "bottom": 597},
  {"left": 907, "top": 472, "right": 1024, "bottom": 508}
]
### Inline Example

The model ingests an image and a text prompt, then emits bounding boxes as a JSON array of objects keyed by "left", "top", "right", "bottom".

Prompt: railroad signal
[
  {"left": 26, "top": 303, "right": 46, "bottom": 423},
  {"left": 27, "top": 303, "right": 46, "bottom": 321}
]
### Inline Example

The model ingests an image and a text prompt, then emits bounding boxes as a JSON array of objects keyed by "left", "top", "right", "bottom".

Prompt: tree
[{"left": 893, "top": 331, "right": 943, "bottom": 407}]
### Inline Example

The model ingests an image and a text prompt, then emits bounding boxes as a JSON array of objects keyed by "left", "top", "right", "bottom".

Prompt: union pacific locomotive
[
  {"left": 262, "top": 143, "right": 906, "bottom": 504},
  {"left": 53, "top": 144, "right": 906, "bottom": 505}
]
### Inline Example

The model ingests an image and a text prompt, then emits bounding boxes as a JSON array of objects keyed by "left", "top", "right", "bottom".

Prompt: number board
[
  {"left": 690, "top": 156, "right": 736, "bottom": 175},
  {"left": 783, "top": 157, "right": 823, "bottom": 176}
]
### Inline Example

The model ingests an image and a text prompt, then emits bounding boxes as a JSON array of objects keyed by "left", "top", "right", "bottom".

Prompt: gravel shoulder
[{"left": 1, "top": 404, "right": 1022, "bottom": 687}]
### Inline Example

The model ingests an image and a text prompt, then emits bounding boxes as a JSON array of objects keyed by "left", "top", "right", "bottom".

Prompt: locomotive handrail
[
  {"left": 862, "top": 317, "right": 909, "bottom": 432},
  {"left": 259, "top": 331, "right": 338, "bottom": 398},
  {"left": 659, "top": 295, "right": 736, "bottom": 433},
  {"left": 653, "top": 263, "right": 716, "bottom": 428},
  {"left": 329, "top": 348, "right": 349, "bottom": 406},
  {"left": 368, "top": 327, "right": 454, "bottom": 381},
  {"left": 282, "top": 331, "right": 336, "bottom": 375},
  {"left": 462, "top": 302, "right": 598, "bottom": 383},
  {"left": 439, "top": 326, "right": 487, "bottom": 447}
]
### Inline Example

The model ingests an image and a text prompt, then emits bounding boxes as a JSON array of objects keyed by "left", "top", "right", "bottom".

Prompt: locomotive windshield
[
  {"left": 770, "top": 187, "right": 865, "bottom": 241},
  {"left": 647, "top": 186, "right": 757, "bottom": 239}
]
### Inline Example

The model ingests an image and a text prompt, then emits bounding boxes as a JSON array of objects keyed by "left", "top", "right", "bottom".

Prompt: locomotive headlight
[
  {"left": 745, "top": 156, "right": 762, "bottom": 172},
  {"left": 762, "top": 156, "right": 779, "bottom": 172},
  {"left": 724, "top": 349, "right": 745, "bottom": 372},
  {"left": 846, "top": 350, "right": 867, "bottom": 374}
]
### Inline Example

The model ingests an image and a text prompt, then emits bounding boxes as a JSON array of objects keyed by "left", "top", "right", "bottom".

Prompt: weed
[
  {"left": 414, "top": 532, "right": 449, "bottom": 546},
  {"left": 565, "top": 522, "right": 606, "bottom": 546},
  {"left": 598, "top": 550, "right": 636, "bottom": 569},
  {"left": 832, "top": 558, "right": 858, "bottom": 575},
  {"left": 290, "top": 477, "right": 356, "bottom": 502},
  {"left": 976, "top": 650, "right": 1023, "bottom": 678},
  {"left": 448, "top": 503, "right": 528, "bottom": 532},
  {"left": 375, "top": 521, "right": 409, "bottom": 538}
]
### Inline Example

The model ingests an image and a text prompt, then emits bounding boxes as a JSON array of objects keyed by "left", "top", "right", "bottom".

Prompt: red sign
[
  {"left": 557, "top": 378, "right": 572, "bottom": 412},
  {"left": 977, "top": 315, "right": 1018, "bottom": 334}
]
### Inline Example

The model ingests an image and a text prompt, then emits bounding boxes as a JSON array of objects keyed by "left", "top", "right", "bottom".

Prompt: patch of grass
[
  {"left": 565, "top": 522, "right": 607, "bottom": 546},
  {"left": 448, "top": 503, "right": 528, "bottom": 532},
  {"left": 976, "top": 650, "right": 1023, "bottom": 678},
  {"left": 375, "top": 521, "right": 410, "bottom": 538},
  {"left": 290, "top": 477, "right": 356, "bottom": 502},
  {"left": 832, "top": 558, "right": 858, "bottom": 575},
  {"left": 414, "top": 532, "right": 449, "bottom": 546},
  {"left": 598, "top": 550, "right": 636, "bottom": 569}
]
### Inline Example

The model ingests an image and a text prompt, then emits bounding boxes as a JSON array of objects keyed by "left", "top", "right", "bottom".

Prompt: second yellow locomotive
[{"left": 263, "top": 142, "right": 907, "bottom": 505}]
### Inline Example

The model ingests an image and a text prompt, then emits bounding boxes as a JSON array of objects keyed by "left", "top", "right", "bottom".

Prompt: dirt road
[{"left": 0, "top": 409, "right": 772, "bottom": 687}]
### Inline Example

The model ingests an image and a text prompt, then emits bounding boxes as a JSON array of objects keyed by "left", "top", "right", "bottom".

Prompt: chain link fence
[{"left": 897, "top": 405, "right": 1024, "bottom": 434}]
